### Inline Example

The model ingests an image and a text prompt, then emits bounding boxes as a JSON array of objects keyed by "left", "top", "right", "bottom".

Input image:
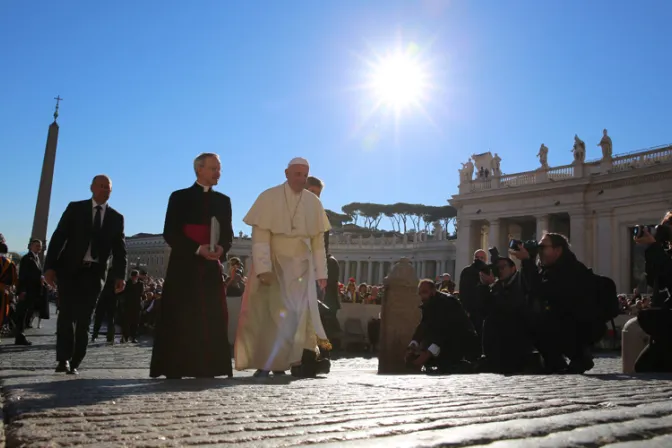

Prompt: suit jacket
[
  {"left": 44, "top": 199, "right": 127, "bottom": 281},
  {"left": 18, "top": 252, "right": 43, "bottom": 299}
]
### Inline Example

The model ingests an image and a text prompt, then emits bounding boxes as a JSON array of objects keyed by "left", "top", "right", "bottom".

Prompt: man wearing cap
[{"left": 235, "top": 157, "right": 331, "bottom": 378}]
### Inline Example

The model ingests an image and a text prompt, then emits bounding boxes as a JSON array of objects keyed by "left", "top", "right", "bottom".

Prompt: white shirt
[
  {"left": 31, "top": 252, "right": 41, "bottom": 269},
  {"left": 83, "top": 199, "right": 108, "bottom": 263}
]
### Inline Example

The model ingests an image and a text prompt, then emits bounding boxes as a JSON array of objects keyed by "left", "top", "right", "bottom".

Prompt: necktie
[{"left": 91, "top": 205, "right": 102, "bottom": 260}]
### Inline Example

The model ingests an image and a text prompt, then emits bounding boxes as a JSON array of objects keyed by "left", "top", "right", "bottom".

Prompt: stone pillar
[
  {"left": 455, "top": 218, "right": 472, "bottom": 289},
  {"left": 378, "top": 262, "right": 384, "bottom": 284},
  {"left": 31, "top": 119, "right": 60, "bottom": 261},
  {"left": 420, "top": 261, "right": 426, "bottom": 278},
  {"left": 436, "top": 260, "right": 442, "bottom": 277},
  {"left": 535, "top": 215, "right": 550, "bottom": 240},
  {"left": 378, "top": 258, "right": 421, "bottom": 374},
  {"left": 569, "top": 213, "right": 586, "bottom": 263},
  {"left": 487, "top": 218, "right": 500, "bottom": 250},
  {"left": 343, "top": 260, "right": 350, "bottom": 283},
  {"left": 356, "top": 260, "right": 361, "bottom": 282},
  {"left": 595, "top": 211, "right": 614, "bottom": 278},
  {"left": 367, "top": 261, "right": 373, "bottom": 284}
]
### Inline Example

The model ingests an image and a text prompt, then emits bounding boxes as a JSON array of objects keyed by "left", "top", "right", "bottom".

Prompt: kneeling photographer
[
  {"left": 633, "top": 211, "right": 672, "bottom": 373},
  {"left": 510, "top": 233, "right": 600, "bottom": 374},
  {"left": 478, "top": 251, "right": 540, "bottom": 374}
]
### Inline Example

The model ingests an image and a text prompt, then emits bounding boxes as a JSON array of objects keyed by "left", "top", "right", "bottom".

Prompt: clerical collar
[
  {"left": 284, "top": 182, "right": 301, "bottom": 196},
  {"left": 92, "top": 198, "right": 107, "bottom": 209},
  {"left": 196, "top": 182, "right": 211, "bottom": 192}
]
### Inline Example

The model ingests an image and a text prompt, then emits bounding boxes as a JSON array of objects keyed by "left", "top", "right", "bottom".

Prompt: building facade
[
  {"left": 126, "top": 230, "right": 456, "bottom": 284},
  {"left": 450, "top": 144, "right": 672, "bottom": 293}
]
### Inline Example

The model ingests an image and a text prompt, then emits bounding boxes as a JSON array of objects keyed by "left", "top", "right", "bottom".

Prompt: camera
[
  {"left": 634, "top": 224, "right": 672, "bottom": 243},
  {"left": 234, "top": 267, "right": 244, "bottom": 278},
  {"left": 509, "top": 239, "right": 540, "bottom": 259},
  {"left": 476, "top": 247, "right": 501, "bottom": 278}
]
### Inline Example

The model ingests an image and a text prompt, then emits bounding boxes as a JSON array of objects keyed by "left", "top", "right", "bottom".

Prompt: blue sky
[{"left": 2, "top": 0, "right": 671, "bottom": 252}]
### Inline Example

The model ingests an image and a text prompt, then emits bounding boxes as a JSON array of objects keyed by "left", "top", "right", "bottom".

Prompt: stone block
[{"left": 378, "top": 257, "right": 421, "bottom": 374}]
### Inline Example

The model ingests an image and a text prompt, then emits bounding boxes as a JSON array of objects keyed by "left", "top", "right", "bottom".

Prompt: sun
[{"left": 370, "top": 50, "right": 429, "bottom": 111}]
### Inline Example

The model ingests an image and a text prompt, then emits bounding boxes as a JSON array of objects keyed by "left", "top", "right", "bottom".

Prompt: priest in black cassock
[{"left": 150, "top": 153, "right": 234, "bottom": 379}]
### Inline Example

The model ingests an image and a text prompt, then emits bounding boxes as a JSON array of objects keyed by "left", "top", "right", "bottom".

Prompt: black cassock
[{"left": 150, "top": 183, "right": 233, "bottom": 378}]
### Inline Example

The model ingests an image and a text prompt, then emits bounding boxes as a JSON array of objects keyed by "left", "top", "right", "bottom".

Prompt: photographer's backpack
[{"left": 589, "top": 268, "right": 620, "bottom": 342}]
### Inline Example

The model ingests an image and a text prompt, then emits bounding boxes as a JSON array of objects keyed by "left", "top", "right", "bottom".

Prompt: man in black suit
[
  {"left": 44, "top": 175, "right": 127, "bottom": 375},
  {"left": 15, "top": 239, "right": 45, "bottom": 345},
  {"left": 406, "top": 279, "right": 479, "bottom": 374}
]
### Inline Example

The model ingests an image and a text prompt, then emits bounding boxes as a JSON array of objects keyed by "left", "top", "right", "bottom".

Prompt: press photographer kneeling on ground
[
  {"left": 478, "top": 253, "right": 541, "bottom": 374},
  {"left": 510, "top": 233, "right": 607, "bottom": 374},
  {"left": 633, "top": 211, "right": 672, "bottom": 373},
  {"left": 405, "top": 279, "right": 479, "bottom": 374}
]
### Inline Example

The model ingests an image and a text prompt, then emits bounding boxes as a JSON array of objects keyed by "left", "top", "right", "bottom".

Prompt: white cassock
[{"left": 234, "top": 182, "right": 331, "bottom": 372}]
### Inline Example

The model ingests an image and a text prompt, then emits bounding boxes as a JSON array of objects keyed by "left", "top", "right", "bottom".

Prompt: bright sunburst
[{"left": 371, "top": 51, "right": 428, "bottom": 111}]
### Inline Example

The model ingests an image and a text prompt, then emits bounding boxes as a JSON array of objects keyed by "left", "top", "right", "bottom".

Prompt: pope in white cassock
[{"left": 234, "top": 157, "right": 332, "bottom": 378}]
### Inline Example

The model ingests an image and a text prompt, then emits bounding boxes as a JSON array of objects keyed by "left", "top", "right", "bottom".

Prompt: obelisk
[{"left": 30, "top": 96, "right": 62, "bottom": 256}]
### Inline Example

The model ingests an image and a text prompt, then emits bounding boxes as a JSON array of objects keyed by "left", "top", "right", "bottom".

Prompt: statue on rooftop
[
  {"left": 572, "top": 134, "right": 586, "bottom": 163},
  {"left": 537, "top": 144, "right": 549, "bottom": 168},
  {"left": 490, "top": 153, "right": 501, "bottom": 176},
  {"left": 459, "top": 158, "right": 475, "bottom": 183},
  {"left": 598, "top": 128, "right": 612, "bottom": 159}
]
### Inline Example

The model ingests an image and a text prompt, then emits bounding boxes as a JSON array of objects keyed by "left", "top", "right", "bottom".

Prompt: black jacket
[
  {"left": 44, "top": 199, "right": 127, "bottom": 281},
  {"left": 18, "top": 252, "right": 43, "bottom": 299},
  {"left": 412, "top": 291, "right": 477, "bottom": 362},
  {"left": 644, "top": 242, "right": 672, "bottom": 307},
  {"left": 522, "top": 251, "right": 594, "bottom": 321}
]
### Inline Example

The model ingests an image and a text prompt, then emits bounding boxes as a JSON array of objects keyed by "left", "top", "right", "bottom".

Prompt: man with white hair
[
  {"left": 150, "top": 152, "right": 234, "bottom": 379},
  {"left": 235, "top": 157, "right": 331, "bottom": 378}
]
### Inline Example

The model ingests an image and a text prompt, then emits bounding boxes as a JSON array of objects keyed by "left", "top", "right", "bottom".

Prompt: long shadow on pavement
[{"left": 3, "top": 374, "right": 305, "bottom": 418}]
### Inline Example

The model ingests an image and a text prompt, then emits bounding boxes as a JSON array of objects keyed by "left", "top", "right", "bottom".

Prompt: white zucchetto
[{"left": 287, "top": 157, "right": 309, "bottom": 168}]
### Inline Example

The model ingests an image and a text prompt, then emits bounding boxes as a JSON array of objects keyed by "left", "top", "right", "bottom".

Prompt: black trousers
[
  {"left": 92, "top": 291, "right": 118, "bottom": 341},
  {"left": 14, "top": 294, "right": 35, "bottom": 337},
  {"left": 123, "top": 299, "right": 141, "bottom": 340},
  {"left": 56, "top": 265, "right": 104, "bottom": 366}
]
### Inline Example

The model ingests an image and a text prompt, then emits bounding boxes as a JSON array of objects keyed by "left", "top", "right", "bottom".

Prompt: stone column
[
  {"left": 487, "top": 218, "right": 500, "bottom": 250},
  {"left": 378, "top": 258, "right": 421, "bottom": 374},
  {"left": 378, "top": 262, "right": 384, "bottom": 284},
  {"left": 343, "top": 260, "right": 350, "bottom": 282},
  {"left": 436, "top": 260, "right": 442, "bottom": 277},
  {"left": 535, "top": 215, "right": 550, "bottom": 240},
  {"left": 356, "top": 260, "right": 361, "bottom": 282},
  {"left": 455, "top": 218, "right": 472, "bottom": 289},
  {"left": 595, "top": 211, "right": 614, "bottom": 278},
  {"left": 569, "top": 213, "right": 587, "bottom": 263},
  {"left": 420, "top": 261, "right": 426, "bottom": 278},
  {"left": 367, "top": 261, "right": 373, "bottom": 284}
]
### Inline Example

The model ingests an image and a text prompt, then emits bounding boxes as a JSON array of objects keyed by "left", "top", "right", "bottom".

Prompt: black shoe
[
  {"left": 55, "top": 361, "right": 70, "bottom": 373},
  {"left": 67, "top": 366, "right": 79, "bottom": 375},
  {"left": 91, "top": 336, "right": 98, "bottom": 343},
  {"left": 131, "top": 339, "right": 138, "bottom": 343},
  {"left": 272, "top": 371, "right": 286, "bottom": 376},
  {"left": 14, "top": 335, "right": 32, "bottom": 346},
  {"left": 253, "top": 370, "right": 270, "bottom": 378}
]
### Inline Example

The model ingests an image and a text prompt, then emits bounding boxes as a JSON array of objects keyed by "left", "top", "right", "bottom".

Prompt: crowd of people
[
  {"left": 1, "top": 154, "right": 670, "bottom": 379},
  {"left": 405, "top": 211, "right": 672, "bottom": 375}
]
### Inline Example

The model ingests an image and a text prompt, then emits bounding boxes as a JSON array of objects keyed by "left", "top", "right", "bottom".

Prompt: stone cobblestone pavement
[{"left": 2, "top": 315, "right": 672, "bottom": 447}]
